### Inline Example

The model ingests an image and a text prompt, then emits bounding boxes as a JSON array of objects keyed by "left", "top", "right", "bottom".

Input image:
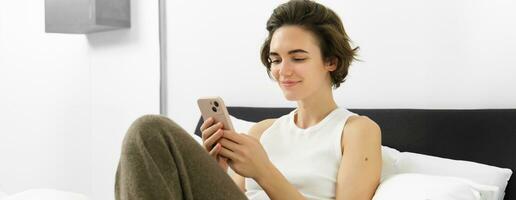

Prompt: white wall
[
  {"left": 0, "top": 0, "right": 91, "bottom": 196},
  {"left": 87, "top": 0, "right": 160, "bottom": 199},
  {"left": 166, "top": 0, "right": 516, "bottom": 135},
  {"left": 0, "top": 0, "right": 160, "bottom": 199}
]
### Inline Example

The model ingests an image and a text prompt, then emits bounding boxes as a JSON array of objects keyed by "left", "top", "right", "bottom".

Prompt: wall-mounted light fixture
[{"left": 45, "top": 0, "right": 130, "bottom": 34}]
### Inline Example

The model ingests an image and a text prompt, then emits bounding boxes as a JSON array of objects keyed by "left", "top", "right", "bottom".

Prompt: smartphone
[{"left": 197, "top": 96, "right": 234, "bottom": 131}]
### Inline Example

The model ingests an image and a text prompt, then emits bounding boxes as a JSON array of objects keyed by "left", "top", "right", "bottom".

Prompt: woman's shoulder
[
  {"left": 247, "top": 118, "right": 277, "bottom": 140},
  {"left": 346, "top": 115, "right": 379, "bottom": 129},
  {"left": 342, "top": 115, "right": 381, "bottom": 146}
]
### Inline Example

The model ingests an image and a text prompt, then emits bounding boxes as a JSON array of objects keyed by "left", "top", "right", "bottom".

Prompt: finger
[
  {"left": 203, "top": 128, "right": 223, "bottom": 150},
  {"left": 199, "top": 117, "right": 213, "bottom": 132},
  {"left": 221, "top": 130, "right": 244, "bottom": 144},
  {"left": 208, "top": 143, "right": 220, "bottom": 157},
  {"left": 219, "top": 145, "right": 238, "bottom": 161},
  {"left": 201, "top": 122, "right": 223, "bottom": 141},
  {"left": 219, "top": 138, "right": 240, "bottom": 152}
]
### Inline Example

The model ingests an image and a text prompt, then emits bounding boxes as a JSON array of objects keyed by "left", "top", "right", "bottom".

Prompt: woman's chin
[{"left": 282, "top": 92, "right": 300, "bottom": 101}]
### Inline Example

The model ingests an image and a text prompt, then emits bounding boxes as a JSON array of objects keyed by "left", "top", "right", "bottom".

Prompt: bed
[{"left": 194, "top": 107, "right": 516, "bottom": 200}]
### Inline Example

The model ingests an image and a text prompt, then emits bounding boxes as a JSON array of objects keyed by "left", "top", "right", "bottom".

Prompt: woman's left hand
[{"left": 217, "top": 130, "right": 272, "bottom": 179}]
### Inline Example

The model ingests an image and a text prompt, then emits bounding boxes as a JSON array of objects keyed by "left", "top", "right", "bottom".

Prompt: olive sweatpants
[{"left": 114, "top": 114, "right": 248, "bottom": 200}]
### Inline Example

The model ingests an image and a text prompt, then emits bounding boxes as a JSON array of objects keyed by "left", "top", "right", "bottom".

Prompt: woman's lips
[{"left": 281, "top": 81, "right": 300, "bottom": 88}]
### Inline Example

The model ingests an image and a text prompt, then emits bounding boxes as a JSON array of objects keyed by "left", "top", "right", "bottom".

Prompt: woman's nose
[{"left": 278, "top": 61, "right": 294, "bottom": 76}]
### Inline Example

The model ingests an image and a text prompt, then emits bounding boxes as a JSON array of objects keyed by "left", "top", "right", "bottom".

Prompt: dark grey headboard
[{"left": 194, "top": 107, "right": 516, "bottom": 199}]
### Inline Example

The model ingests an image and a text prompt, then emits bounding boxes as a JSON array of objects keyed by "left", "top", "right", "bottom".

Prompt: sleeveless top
[{"left": 244, "top": 106, "right": 359, "bottom": 200}]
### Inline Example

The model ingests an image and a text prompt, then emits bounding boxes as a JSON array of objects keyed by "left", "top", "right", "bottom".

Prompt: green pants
[{"left": 115, "top": 114, "right": 248, "bottom": 200}]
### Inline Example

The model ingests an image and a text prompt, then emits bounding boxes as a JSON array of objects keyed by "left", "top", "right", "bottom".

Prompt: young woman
[{"left": 115, "top": 1, "right": 381, "bottom": 200}]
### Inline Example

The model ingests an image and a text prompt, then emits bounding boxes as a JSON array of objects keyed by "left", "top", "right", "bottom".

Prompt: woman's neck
[{"left": 294, "top": 89, "right": 338, "bottom": 129}]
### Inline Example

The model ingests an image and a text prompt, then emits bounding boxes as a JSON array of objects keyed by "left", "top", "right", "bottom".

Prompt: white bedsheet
[
  {"left": 0, "top": 190, "right": 7, "bottom": 200},
  {"left": 0, "top": 188, "right": 89, "bottom": 200}
]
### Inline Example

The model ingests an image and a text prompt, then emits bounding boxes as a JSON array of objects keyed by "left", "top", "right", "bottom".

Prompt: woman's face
[{"left": 269, "top": 25, "right": 336, "bottom": 101}]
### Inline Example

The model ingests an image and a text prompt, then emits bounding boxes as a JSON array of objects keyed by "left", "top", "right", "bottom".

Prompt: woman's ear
[{"left": 325, "top": 57, "right": 338, "bottom": 72}]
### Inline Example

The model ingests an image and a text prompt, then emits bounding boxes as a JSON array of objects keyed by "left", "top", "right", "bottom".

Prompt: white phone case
[{"left": 197, "top": 96, "right": 234, "bottom": 131}]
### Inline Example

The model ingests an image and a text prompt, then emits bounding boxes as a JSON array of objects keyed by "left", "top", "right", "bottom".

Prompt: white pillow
[
  {"left": 380, "top": 145, "right": 401, "bottom": 182},
  {"left": 3, "top": 188, "right": 89, "bottom": 200},
  {"left": 372, "top": 173, "right": 500, "bottom": 200},
  {"left": 229, "top": 115, "right": 256, "bottom": 134},
  {"left": 396, "top": 152, "right": 512, "bottom": 200}
]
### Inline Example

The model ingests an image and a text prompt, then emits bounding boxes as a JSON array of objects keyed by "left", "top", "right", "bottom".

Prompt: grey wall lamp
[{"left": 45, "top": 0, "right": 130, "bottom": 34}]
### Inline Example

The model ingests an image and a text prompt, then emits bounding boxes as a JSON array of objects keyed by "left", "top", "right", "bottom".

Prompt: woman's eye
[{"left": 269, "top": 58, "right": 304, "bottom": 64}]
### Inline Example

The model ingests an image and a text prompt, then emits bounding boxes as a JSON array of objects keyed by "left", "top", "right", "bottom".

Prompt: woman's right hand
[{"left": 200, "top": 117, "right": 228, "bottom": 172}]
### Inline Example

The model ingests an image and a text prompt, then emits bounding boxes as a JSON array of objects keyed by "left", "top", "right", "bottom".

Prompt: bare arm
[
  {"left": 223, "top": 118, "right": 309, "bottom": 199},
  {"left": 247, "top": 119, "right": 306, "bottom": 200},
  {"left": 231, "top": 172, "right": 246, "bottom": 193},
  {"left": 230, "top": 119, "right": 276, "bottom": 193},
  {"left": 336, "top": 116, "right": 382, "bottom": 200},
  {"left": 255, "top": 164, "right": 307, "bottom": 200}
]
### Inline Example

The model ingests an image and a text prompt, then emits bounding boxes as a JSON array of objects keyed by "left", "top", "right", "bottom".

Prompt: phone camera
[
  {"left": 212, "top": 106, "right": 217, "bottom": 112},
  {"left": 214, "top": 101, "right": 219, "bottom": 107}
]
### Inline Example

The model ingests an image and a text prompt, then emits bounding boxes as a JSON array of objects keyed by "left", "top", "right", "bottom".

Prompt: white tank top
[{"left": 244, "top": 106, "right": 358, "bottom": 200}]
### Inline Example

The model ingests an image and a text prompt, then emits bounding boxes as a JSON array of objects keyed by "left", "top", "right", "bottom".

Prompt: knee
[
  {"left": 122, "top": 114, "right": 173, "bottom": 147},
  {"left": 131, "top": 114, "right": 171, "bottom": 131}
]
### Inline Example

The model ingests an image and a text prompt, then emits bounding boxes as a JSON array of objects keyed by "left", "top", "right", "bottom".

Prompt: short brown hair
[{"left": 260, "top": 0, "right": 359, "bottom": 89}]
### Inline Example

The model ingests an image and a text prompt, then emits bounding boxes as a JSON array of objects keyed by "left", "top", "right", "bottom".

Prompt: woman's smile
[{"left": 281, "top": 81, "right": 301, "bottom": 88}]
